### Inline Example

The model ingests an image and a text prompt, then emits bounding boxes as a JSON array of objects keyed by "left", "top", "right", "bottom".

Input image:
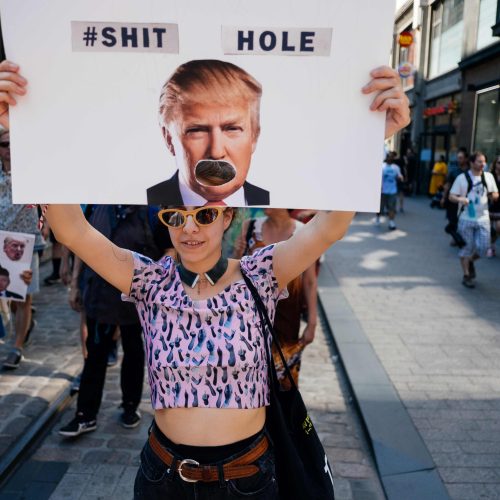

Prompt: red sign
[
  {"left": 399, "top": 31, "right": 413, "bottom": 47},
  {"left": 423, "top": 101, "right": 457, "bottom": 118}
]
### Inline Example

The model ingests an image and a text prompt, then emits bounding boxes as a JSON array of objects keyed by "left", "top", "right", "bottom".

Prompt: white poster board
[
  {"left": 1, "top": 0, "right": 395, "bottom": 210},
  {"left": 0, "top": 230, "right": 35, "bottom": 302}
]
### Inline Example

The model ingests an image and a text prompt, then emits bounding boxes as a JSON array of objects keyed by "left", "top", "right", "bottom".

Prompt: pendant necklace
[{"left": 178, "top": 255, "right": 229, "bottom": 295}]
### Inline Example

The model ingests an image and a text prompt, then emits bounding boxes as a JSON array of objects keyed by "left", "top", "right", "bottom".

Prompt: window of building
[
  {"left": 476, "top": 0, "right": 497, "bottom": 50},
  {"left": 428, "top": 0, "right": 464, "bottom": 79},
  {"left": 473, "top": 85, "right": 500, "bottom": 164}
]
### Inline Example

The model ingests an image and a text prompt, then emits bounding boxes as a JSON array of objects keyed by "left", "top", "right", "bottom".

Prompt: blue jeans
[{"left": 134, "top": 431, "right": 279, "bottom": 499}]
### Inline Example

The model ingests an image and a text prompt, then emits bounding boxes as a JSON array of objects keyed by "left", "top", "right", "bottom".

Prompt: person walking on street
[
  {"left": 429, "top": 155, "right": 448, "bottom": 197},
  {"left": 449, "top": 152, "right": 499, "bottom": 288},
  {"left": 442, "top": 148, "right": 469, "bottom": 247},
  {"left": 58, "top": 205, "right": 163, "bottom": 435},
  {"left": 487, "top": 156, "right": 500, "bottom": 257},
  {"left": 233, "top": 209, "right": 318, "bottom": 388},
  {"left": 0, "top": 59, "right": 409, "bottom": 499},
  {"left": 375, "top": 153, "right": 404, "bottom": 230},
  {"left": 0, "top": 129, "right": 44, "bottom": 369}
]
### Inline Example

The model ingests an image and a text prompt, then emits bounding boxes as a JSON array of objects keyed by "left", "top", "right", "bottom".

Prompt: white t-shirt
[
  {"left": 381, "top": 164, "right": 401, "bottom": 195},
  {"left": 450, "top": 171, "right": 498, "bottom": 222}
]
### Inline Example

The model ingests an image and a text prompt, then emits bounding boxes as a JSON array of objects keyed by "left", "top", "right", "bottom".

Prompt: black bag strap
[
  {"left": 241, "top": 269, "right": 298, "bottom": 391},
  {"left": 465, "top": 171, "right": 488, "bottom": 195},
  {"left": 243, "top": 218, "right": 256, "bottom": 256}
]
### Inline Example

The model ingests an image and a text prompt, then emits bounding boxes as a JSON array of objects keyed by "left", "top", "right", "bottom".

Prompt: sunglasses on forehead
[{"left": 158, "top": 207, "right": 225, "bottom": 228}]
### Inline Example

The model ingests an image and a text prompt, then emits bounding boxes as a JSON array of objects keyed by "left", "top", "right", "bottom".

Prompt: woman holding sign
[{"left": 0, "top": 59, "right": 409, "bottom": 499}]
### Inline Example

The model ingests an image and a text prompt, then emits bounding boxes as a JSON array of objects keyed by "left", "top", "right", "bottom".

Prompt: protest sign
[
  {"left": 0, "top": 230, "right": 35, "bottom": 302},
  {"left": 1, "top": 0, "right": 395, "bottom": 210}
]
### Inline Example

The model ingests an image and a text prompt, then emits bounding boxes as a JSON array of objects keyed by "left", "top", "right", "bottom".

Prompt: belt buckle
[{"left": 178, "top": 458, "right": 200, "bottom": 483}]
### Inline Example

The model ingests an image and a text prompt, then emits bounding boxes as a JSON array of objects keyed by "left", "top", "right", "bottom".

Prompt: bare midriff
[{"left": 154, "top": 407, "right": 266, "bottom": 446}]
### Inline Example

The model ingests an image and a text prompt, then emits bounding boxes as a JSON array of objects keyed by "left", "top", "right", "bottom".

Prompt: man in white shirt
[{"left": 449, "top": 152, "right": 499, "bottom": 288}]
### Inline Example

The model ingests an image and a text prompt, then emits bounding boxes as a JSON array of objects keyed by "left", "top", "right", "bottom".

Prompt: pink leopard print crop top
[{"left": 126, "top": 245, "right": 287, "bottom": 410}]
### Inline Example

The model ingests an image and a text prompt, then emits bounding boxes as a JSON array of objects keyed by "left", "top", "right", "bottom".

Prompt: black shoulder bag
[{"left": 241, "top": 271, "right": 335, "bottom": 500}]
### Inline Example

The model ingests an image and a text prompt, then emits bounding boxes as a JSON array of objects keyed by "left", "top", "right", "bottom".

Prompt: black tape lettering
[
  {"left": 152, "top": 28, "right": 167, "bottom": 48},
  {"left": 101, "top": 27, "right": 117, "bottom": 47},
  {"left": 121, "top": 27, "right": 138, "bottom": 47},
  {"left": 143, "top": 27, "right": 150, "bottom": 48},
  {"left": 300, "top": 32, "right": 315, "bottom": 52},
  {"left": 282, "top": 32, "right": 295, "bottom": 52},
  {"left": 238, "top": 30, "right": 254, "bottom": 51},
  {"left": 259, "top": 31, "right": 276, "bottom": 51}
]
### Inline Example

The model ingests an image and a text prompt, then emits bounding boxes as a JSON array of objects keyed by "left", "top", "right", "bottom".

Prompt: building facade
[{"left": 392, "top": 0, "right": 500, "bottom": 193}]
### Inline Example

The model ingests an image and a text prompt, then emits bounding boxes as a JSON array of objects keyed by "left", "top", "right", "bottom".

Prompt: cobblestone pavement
[
  {"left": 324, "top": 197, "right": 500, "bottom": 500},
  {"left": 0, "top": 265, "right": 81, "bottom": 464},
  {"left": 0, "top": 261, "right": 384, "bottom": 499}
]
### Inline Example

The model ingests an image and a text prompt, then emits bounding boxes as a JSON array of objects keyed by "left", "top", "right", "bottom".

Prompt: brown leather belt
[{"left": 148, "top": 430, "right": 269, "bottom": 483}]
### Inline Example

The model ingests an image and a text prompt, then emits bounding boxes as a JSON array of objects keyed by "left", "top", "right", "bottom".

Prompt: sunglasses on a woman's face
[
  {"left": 0, "top": 142, "right": 10, "bottom": 148},
  {"left": 158, "top": 207, "right": 225, "bottom": 228}
]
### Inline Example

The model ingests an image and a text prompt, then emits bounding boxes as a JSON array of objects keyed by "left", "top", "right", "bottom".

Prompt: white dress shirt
[{"left": 178, "top": 175, "right": 246, "bottom": 206}]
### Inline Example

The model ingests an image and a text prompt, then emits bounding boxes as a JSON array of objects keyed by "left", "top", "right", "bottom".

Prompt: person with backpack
[
  {"left": 58, "top": 205, "right": 165, "bottom": 435},
  {"left": 449, "top": 152, "right": 499, "bottom": 288}
]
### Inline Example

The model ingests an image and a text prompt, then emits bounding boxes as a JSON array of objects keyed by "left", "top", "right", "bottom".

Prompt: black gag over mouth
[{"left": 194, "top": 160, "right": 236, "bottom": 187}]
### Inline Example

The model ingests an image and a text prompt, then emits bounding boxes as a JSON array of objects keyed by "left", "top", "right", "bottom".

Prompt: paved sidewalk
[
  {"left": 0, "top": 265, "right": 81, "bottom": 468},
  {"left": 324, "top": 197, "right": 500, "bottom": 500}
]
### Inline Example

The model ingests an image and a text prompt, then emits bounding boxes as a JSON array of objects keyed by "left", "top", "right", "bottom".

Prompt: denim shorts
[{"left": 134, "top": 428, "right": 279, "bottom": 499}]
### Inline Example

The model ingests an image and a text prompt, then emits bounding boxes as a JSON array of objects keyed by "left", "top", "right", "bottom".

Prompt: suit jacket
[
  {"left": 147, "top": 170, "right": 270, "bottom": 206},
  {"left": 1, "top": 290, "right": 24, "bottom": 300}
]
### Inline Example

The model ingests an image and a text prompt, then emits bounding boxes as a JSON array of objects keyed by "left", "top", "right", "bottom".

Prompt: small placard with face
[
  {"left": 0, "top": 231, "right": 35, "bottom": 302},
  {"left": 1, "top": 0, "right": 396, "bottom": 211}
]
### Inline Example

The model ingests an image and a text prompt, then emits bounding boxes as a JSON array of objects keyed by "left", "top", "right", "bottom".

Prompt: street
[{"left": 324, "top": 196, "right": 500, "bottom": 499}]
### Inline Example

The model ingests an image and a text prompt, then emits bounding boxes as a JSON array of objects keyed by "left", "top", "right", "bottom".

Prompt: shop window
[
  {"left": 476, "top": 0, "right": 497, "bottom": 50},
  {"left": 473, "top": 85, "right": 500, "bottom": 164},
  {"left": 428, "top": 0, "right": 464, "bottom": 79}
]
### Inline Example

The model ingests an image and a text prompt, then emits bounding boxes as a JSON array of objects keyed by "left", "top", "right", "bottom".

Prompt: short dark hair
[
  {"left": 0, "top": 266, "right": 9, "bottom": 277},
  {"left": 470, "top": 151, "right": 487, "bottom": 163}
]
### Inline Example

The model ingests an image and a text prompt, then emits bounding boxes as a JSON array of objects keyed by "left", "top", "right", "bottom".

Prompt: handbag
[{"left": 241, "top": 271, "right": 335, "bottom": 500}]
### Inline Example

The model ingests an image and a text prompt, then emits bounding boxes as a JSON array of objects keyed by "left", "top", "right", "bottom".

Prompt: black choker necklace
[{"left": 178, "top": 255, "right": 229, "bottom": 291}]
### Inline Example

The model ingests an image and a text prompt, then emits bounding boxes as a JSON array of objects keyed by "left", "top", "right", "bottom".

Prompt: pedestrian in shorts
[
  {"left": 449, "top": 152, "right": 499, "bottom": 288},
  {"left": 375, "top": 153, "right": 404, "bottom": 230}
]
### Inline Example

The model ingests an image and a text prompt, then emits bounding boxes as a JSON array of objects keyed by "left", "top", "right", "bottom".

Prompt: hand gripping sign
[{"left": 0, "top": 0, "right": 396, "bottom": 211}]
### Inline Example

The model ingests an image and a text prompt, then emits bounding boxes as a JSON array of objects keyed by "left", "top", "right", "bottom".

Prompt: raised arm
[{"left": 45, "top": 205, "right": 134, "bottom": 295}]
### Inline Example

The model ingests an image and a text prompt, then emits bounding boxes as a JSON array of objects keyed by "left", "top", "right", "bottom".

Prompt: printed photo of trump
[{"left": 147, "top": 59, "right": 270, "bottom": 206}]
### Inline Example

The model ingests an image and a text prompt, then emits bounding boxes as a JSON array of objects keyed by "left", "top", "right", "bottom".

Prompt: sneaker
[
  {"left": 59, "top": 414, "right": 97, "bottom": 437},
  {"left": 3, "top": 348, "right": 23, "bottom": 369},
  {"left": 468, "top": 261, "right": 476, "bottom": 279},
  {"left": 107, "top": 341, "right": 118, "bottom": 367},
  {"left": 388, "top": 220, "right": 396, "bottom": 231},
  {"left": 462, "top": 275, "right": 475, "bottom": 289},
  {"left": 120, "top": 407, "right": 141, "bottom": 429},
  {"left": 44, "top": 274, "right": 61, "bottom": 286},
  {"left": 23, "top": 318, "right": 37, "bottom": 347}
]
